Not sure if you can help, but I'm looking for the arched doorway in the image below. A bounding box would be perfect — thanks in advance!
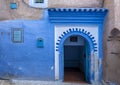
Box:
[55,28,99,83]
[63,35,90,83]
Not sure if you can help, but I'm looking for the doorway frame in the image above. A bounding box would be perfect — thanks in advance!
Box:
[63,35,91,82]
[48,8,108,84]
[59,33,93,83]
[54,27,100,83]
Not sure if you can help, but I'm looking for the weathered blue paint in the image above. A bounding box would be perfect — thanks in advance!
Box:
[56,28,95,82]
[49,8,108,83]
[0,8,108,83]
[85,40,90,82]
[0,10,55,80]
[48,8,108,23]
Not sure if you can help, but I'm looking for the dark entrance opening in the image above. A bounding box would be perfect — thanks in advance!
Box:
[63,35,88,83]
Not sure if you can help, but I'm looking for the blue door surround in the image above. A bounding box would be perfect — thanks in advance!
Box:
[55,28,96,83]
[48,8,108,83]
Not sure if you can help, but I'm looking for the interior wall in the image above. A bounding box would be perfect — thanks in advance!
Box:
[64,36,85,46]
[64,46,84,69]
[64,36,85,72]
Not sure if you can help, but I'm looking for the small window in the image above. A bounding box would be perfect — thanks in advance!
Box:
[34,0,44,3]
[10,2,17,9]
[29,0,48,8]
[70,36,78,42]
[37,38,44,48]
[12,28,24,43]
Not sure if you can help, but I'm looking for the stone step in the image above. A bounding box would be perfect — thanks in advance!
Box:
[0,80,102,85]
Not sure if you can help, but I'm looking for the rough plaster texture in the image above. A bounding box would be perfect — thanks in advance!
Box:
[114,0,120,29]
[48,0,103,8]
[0,0,103,20]
[0,0,43,20]
[103,0,120,84]
[24,0,103,8]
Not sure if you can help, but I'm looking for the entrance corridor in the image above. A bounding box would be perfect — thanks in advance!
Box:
[63,36,89,84]
[64,67,87,84]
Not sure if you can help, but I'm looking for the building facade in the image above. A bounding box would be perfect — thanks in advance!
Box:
[0,0,120,84]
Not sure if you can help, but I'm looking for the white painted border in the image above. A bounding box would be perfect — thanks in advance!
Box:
[54,25,99,81]
[55,51,59,80]
[29,0,48,8]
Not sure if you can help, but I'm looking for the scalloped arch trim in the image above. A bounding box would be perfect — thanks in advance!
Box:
[56,28,97,52]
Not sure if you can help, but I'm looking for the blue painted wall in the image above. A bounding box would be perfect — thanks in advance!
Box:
[0,8,108,82]
[0,10,55,80]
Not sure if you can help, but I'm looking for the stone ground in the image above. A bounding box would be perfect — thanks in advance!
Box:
[0,80,103,85]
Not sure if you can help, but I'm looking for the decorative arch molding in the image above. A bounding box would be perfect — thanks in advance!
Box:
[55,28,97,53]
[51,8,108,83]
[54,27,100,83]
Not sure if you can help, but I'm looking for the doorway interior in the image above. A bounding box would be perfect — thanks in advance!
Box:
[63,35,90,83]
